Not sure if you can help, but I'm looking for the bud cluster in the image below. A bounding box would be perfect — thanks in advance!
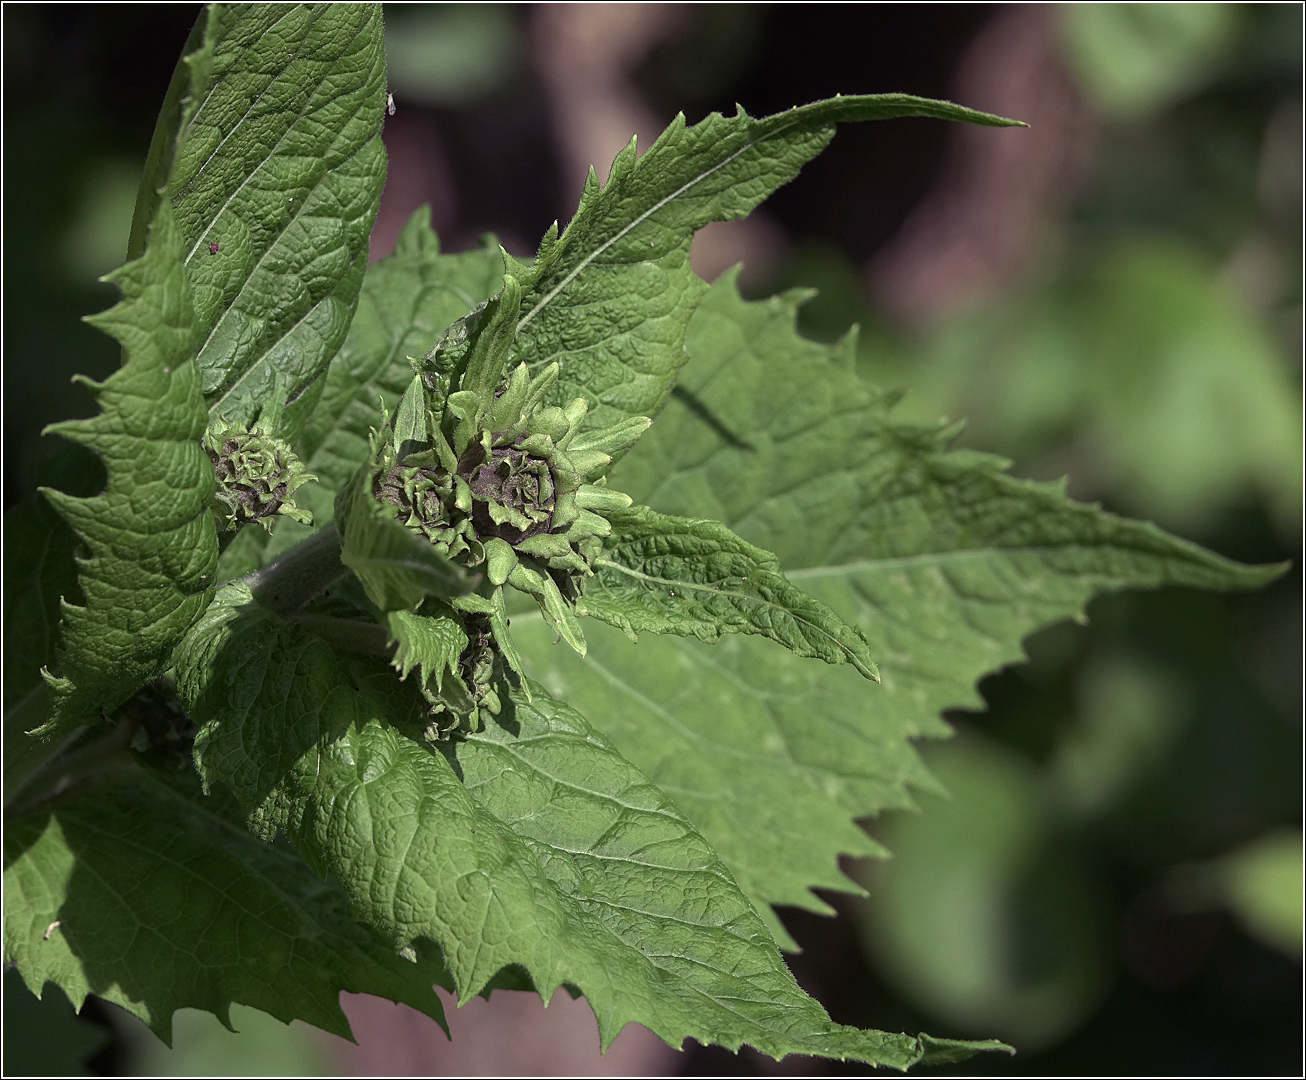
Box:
[204,413,314,532]
[374,359,647,622]
[350,273,652,733]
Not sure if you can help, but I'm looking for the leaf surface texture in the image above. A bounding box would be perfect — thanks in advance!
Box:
[517,274,1283,943]
[172,583,998,1067]
[37,204,217,739]
[587,506,878,679]
[133,4,389,435]
[3,763,449,1042]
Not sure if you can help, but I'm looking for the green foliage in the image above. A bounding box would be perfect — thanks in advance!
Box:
[3,4,1287,1070]
[587,505,879,679]
[499,93,1022,437]
[4,758,450,1042]
[128,3,388,438]
[174,585,1001,1067]
[36,201,217,742]
[515,274,1278,946]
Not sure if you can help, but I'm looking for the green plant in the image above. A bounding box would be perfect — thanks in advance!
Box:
[3,5,1285,1070]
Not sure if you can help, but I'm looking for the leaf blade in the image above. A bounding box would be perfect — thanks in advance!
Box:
[36,201,217,740]
[586,505,878,679]
[135,3,389,436]
[173,586,1004,1068]
[3,761,450,1042]
[505,95,1022,437]
[518,271,1288,937]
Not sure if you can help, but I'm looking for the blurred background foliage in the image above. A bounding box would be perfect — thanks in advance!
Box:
[4,4,1300,1076]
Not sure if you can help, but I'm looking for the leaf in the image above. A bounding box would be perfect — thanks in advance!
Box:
[386,607,466,684]
[515,272,1286,945]
[586,505,878,680]
[130,4,389,437]
[484,95,1022,437]
[336,468,477,611]
[3,493,83,713]
[172,592,1006,1067]
[36,201,218,741]
[3,760,450,1043]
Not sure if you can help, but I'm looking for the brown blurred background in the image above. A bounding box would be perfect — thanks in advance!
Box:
[4,4,1301,1076]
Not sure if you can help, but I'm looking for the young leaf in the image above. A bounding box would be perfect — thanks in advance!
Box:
[384,605,477,716]
[172,592,1007,1067]
[3,761,450,1043]
[585,505,878,680]
[386,606,467,688]
[516,272,1287,947]
[501,95,1021,437]
[336,466,477,611]
[128,4,388,437]
[36,202,217,741]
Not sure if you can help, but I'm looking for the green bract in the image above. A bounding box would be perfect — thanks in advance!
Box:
[3,4,1288,1072]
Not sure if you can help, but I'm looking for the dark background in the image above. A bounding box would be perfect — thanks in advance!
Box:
[4,4,1301,1076]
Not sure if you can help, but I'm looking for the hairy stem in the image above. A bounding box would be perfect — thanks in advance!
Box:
[245,523,346,616]
[293,613,394,660]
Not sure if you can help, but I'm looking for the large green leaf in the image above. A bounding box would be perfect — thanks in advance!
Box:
[173,585,1007,1068]
[129,4,388,437]
[3,760,449,1043]
[36,202,217,741]
[473,96,1021,436]
[585,505,878,679]
[515,273,1285,946]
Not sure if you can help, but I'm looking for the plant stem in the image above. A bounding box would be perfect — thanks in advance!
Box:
[245,523,346,616]
[292,613,393,659]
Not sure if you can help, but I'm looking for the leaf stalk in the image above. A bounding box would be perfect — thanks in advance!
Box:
[245,524,346,617]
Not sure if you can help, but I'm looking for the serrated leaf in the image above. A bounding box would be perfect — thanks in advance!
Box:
[335,469,476,611]
[129,3,388,437]
[516,272,1286,945]
[172,591,1005,1067]
[3,760,449,1043]
[36,201,217,741]
[385,606,467,692]
[465,96,1021,438]
[3,492,84,713]
[3,485,91,798]
[586,505,878,680]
